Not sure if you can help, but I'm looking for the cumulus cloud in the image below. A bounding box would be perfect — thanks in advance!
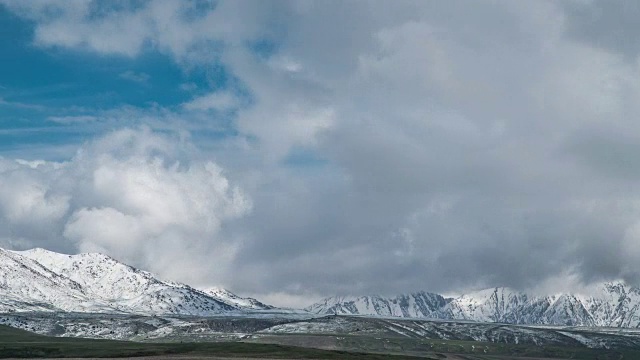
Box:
[0,128,251,285]
[6,0,640,306]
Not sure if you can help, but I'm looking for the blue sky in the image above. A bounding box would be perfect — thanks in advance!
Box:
[2,0,640,307]
[0,3,242,160]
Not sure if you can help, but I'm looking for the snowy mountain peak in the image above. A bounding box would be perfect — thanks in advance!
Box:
[13,248,168,302]
[199,287,274,310]
[15,247,118,265]
[0,247,272,316]
[603,281,629,296]
[307,283,640,328]
[305,291,449,318]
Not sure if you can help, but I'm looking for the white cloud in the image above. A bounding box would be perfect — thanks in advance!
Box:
[0,165,69,225]
[118,70,150,84]
[238,102,335,160]
[47,115,98,124]
[268,56,303,73]
[0,128,251,285]
[182,92,240,112]
[180,82,198,92]
[8,0,640,302]
[0,0,267,60]
[0,96,47,111]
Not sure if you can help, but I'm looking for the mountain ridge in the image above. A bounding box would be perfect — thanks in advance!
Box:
[0,247,273,316]
[4,247,640,328]
[306,283,640,327]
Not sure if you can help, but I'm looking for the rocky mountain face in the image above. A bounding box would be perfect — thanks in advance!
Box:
[305,291,449,319]
[0,247,272,315]
[307,284,640,328]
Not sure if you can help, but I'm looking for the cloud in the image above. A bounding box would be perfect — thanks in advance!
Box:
[180,82,198,92]
[0,0,267,60]
[1,0,141,56]
[563,0,640,60]
[6,0,640,304]
[47,115,98,124]
[182,91,240,112]
[221,0,640,297]
[0,96,47,111]
[118,70,150,85]
[0,128,251,285]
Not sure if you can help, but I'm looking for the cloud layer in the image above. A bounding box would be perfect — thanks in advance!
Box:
[3,1,640,306]
[0,128,250,285]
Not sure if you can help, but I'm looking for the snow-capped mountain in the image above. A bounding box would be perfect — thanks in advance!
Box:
[200,287,274,310]
[6,246,640,328]
[0,249,114,313]
[0,247,272,316]
[305,291,449,319]
[442,288,597,326]
[307,284,640,328]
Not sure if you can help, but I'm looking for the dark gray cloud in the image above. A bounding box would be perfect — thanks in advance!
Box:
[565,127,640,180]
[563,0,640,60]
[4,1,640,306]
[225,1,640,301]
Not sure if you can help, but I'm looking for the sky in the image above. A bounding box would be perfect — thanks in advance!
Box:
[0,0,640,307]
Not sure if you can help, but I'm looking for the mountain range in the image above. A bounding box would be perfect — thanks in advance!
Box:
[306,284,640,327]
[3,247,640,328]
[0,247,272,315]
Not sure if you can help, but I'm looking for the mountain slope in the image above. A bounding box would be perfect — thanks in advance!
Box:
[581,283,640,327]
[1,247,270,315]
[200,287,274,310]
[307,284,640,328]
[14,248,235,315]
[306,291,450,318]
[0,249,114,313]
[442,288,597,326]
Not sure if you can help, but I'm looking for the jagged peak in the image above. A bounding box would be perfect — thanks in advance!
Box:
[603,281,629,292]
[456,286,521,299]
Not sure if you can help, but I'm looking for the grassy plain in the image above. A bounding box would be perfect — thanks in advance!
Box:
[0,324,421,359]
[3,324,640,359]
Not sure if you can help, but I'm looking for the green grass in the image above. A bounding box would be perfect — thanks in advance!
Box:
[336,335,640,360]
[3,324,640,360]
[0,325,422,359]
[249,332,640,360]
